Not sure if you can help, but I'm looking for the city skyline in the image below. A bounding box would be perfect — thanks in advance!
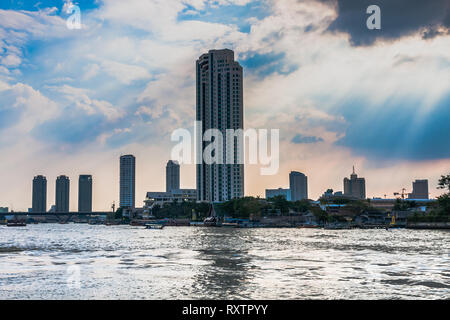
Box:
[12,157,438,213]
[0,1,449,211]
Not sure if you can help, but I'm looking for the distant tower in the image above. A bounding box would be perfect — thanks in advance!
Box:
[56,175,70,212]
[166,160,180,192]
[343,167,366,199]
[78,175,93,212]
[408,180,429,199]
[32,175,47,213]
[120,155,136,208]
[289,171,308,201]
[196,49,244,202]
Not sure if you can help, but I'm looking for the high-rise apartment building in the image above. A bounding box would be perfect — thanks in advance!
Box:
[56,175,70,212]
[32,175,47,213]
[120,155,136,208]
[289,171,308,201]
[196,49,244,202]
[166,160,180,193]
[78,175,93,212]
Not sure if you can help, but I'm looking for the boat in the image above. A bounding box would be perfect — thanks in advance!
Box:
[203,204,220,227]
[7,222,27,227]
[190,221,205,226]
[324,223,351,230]
[204,216,218,227]
[387,214,402,229]
[298,223,320,229]
[221,222,240,228]
[145,223,164,230]
[130,220,146,226]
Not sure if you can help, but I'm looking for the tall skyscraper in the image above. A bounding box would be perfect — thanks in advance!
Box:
[289,171,308,201]
[196,49,244,202]
[166,160,180,193]
[120,154,136,208]
[408,179,429,199]
[343,167,366,199]
[56,175,70,212]
[78,175,93,212]
[32,175,47,213]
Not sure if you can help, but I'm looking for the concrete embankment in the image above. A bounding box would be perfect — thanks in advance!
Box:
[407,222,450,229]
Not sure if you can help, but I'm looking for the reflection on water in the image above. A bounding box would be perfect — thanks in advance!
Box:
[0,224,448,299]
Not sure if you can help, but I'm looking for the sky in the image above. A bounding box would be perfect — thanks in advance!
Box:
[0,0,449,211]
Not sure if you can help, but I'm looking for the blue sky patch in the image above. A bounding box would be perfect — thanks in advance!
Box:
[292,134,324,144]
[178,1,271,33]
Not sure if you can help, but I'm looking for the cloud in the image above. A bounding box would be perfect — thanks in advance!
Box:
[292,134,324,144]
[50,85,124,121]
[0,82,59,135]
[322,0,450,46]
[99,60,151,85]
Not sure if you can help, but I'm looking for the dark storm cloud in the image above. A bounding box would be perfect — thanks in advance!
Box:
[318,0,450,46]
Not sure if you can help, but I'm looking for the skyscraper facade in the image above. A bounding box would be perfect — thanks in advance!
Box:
[56,175,70,212]
[166,160,180,193]
[343,167,366,199]
[408,179,429,199]
[289,171,308,201]
[120,155,136,208]
[32,175,47,213]
[78,175,93,212]
[196,49,244,202]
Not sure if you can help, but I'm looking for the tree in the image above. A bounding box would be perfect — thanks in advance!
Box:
[436,194,450,216]
[268,195,289,214]
[438,174,450,192]
[114,207,123,220]
[310,206,327,223]
[290,199,311,213]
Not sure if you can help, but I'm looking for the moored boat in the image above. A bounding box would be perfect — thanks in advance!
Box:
[298,223,320,229]
[145,223,164,230]
[7,222,27,227]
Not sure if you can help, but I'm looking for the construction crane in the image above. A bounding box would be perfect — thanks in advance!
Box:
[393,188,407,199]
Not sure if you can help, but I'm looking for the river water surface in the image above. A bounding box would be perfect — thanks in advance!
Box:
[0,224,448,299]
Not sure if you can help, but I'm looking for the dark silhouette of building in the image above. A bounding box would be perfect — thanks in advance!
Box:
[166,160,180,193]
[289,171,308,201]
[56,175,70,212]
[408,179,429,199]
[32,175,47,213]
[343,167,366,199]
[120,155,136,208]
[78,175,93,212]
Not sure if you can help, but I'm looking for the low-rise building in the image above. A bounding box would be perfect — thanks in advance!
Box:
[144,189,197,209]
[265,188,291,201]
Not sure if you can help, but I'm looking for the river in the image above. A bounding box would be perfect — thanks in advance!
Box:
[0,224,448,299]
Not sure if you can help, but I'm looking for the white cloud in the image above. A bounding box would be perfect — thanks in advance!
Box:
[51,84,124,121]
[100,60,151,85]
